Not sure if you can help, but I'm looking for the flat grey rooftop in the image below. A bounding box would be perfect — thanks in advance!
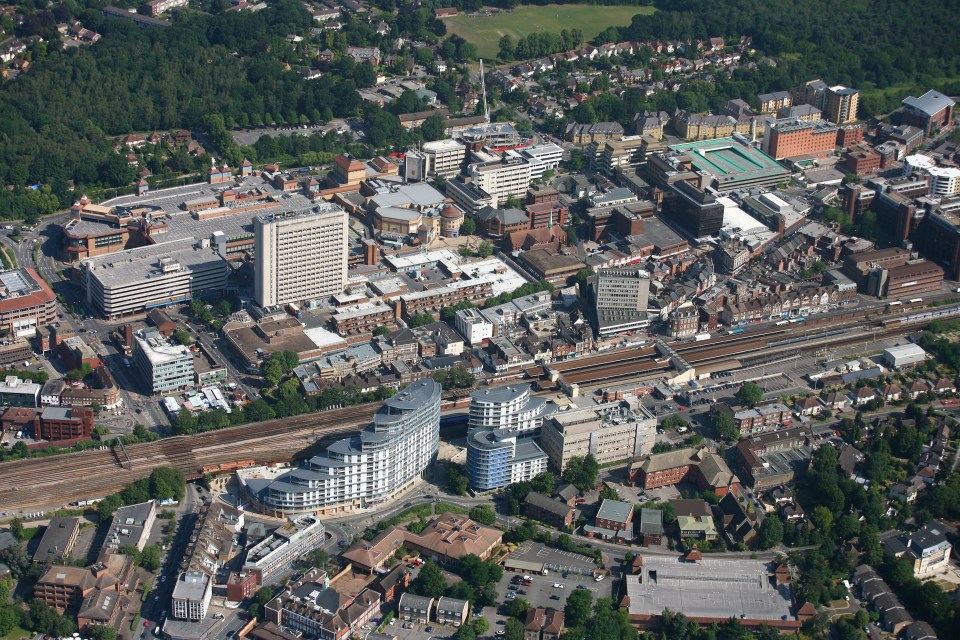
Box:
[82,238,228,287]
[625,556,794,622]
[172,571,210,601]
[508,540,597,572]
[633,216,687,249]
[470,385,530,405]
[92,176,319,245]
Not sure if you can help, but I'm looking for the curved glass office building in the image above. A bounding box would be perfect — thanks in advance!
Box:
[250,378,441,516]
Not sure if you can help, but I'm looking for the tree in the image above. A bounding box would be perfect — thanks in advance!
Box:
[409,561,446,598]
[420,115,445,142]
[459,217,476,236]
[456,554,502,588]
[504,619,525,640]
[149,466,185,501]
[711,411,739,441]
[447,464,469,496]
[97,494,123,521]
[409,313,435,328]
[9,441,28,459]
[139,545,162,572]
[454,625,476,640]
[599,485,619,501]
[244,399,276,422]
[757,515,784,549]
[89,627,117,640]
[811,506,834,533]
[173,329,194,346]
[0,598,19,638]
[215,299,233,318]
[497,34,515,62]
[502,598,529,620]
[25,600,75,637]
[469,505,497,526]
[477,241,493,258]
[736,382,764,406]
[573,268,594,290]
[563,455,599,490]
[373,325,391,336]
[565,589,593,627]
[0,542,29,579]
[9,517,23,541]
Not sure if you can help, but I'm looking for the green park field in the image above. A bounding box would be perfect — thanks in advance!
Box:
[444,4,655,59]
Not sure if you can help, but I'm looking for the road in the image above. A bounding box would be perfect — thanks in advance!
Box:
[1,216,177,431]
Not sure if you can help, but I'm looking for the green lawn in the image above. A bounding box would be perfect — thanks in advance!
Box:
[445,4,655,59]
[0,624,32,640]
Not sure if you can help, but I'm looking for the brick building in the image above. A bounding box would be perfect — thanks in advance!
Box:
[900,91,955,137]
[712,402,792,438]
[226,571,258,602]
[629,447,739,496]
[839,145,882,176]
[522,492,576,528]
[35,406,95,443]
[35,555,136,612]
[762,119,838,160]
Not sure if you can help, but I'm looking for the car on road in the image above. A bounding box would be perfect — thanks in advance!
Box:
[595,574,606,582]
[576,585,589,590]
[549,595,560,600]
[552,583,564,589]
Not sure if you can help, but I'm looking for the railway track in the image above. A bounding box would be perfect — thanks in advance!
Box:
[0,404,377,512]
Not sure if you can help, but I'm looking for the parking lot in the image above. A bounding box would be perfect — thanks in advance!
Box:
[483,542,612,630]
[386,619,455,640]
[509,541,599,576]
[493,569,612,620]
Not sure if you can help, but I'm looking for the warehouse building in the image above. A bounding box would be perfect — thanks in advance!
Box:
[883,344,927,369]
[623,555,801,632]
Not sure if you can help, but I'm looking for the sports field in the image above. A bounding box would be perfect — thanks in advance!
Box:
[444,4,655,59]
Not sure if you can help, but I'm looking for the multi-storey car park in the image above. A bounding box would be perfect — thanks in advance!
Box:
[80,239,230,319]
[667,137,790,193]
[0,268,57,337]
[69,175,361,318]
[243,378,441,517]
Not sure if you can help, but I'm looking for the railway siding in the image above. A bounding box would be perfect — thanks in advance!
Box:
[0,404,377,512]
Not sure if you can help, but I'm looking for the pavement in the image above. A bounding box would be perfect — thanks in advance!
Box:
[230,120,353,146]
